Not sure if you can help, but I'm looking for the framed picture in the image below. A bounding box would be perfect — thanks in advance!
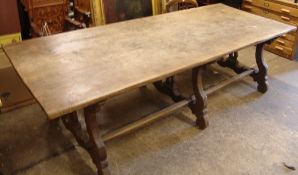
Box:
[90,0,164,25]
[102,0,154,23]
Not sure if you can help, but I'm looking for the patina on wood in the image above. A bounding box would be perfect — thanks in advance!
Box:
[4,4,295,119]
[3,3,297,175]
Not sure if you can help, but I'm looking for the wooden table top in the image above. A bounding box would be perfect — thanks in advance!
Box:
[4,4,295,119]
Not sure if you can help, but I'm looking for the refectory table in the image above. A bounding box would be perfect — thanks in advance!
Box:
[3,4,295,174]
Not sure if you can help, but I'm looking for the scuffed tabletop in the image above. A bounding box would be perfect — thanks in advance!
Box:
[4,4,295,119]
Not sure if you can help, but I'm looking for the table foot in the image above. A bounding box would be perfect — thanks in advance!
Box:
[190,67,209,129]
[62,104,110,175]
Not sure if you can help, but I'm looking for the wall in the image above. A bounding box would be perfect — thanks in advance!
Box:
[0,0,21,35]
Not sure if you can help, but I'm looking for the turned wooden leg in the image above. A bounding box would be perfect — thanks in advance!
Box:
[255,42,268,93]
[62,104,110,175]
[62,112,91,149]
[190,67,209,129]
[84,105,110,175]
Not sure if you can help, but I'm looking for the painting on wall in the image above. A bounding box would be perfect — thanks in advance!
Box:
[103,0,153,23]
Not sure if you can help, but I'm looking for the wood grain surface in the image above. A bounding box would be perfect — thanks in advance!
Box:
[4,4,295,119]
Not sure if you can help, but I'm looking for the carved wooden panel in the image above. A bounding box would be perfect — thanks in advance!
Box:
[33,0,65,6]
[30,4,68,33]
[22,0,68,34]
[22,0,66,8]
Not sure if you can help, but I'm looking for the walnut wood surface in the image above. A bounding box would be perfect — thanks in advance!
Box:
[4,4,295,119]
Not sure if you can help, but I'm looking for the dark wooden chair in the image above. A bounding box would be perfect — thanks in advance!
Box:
[64,0,92,31]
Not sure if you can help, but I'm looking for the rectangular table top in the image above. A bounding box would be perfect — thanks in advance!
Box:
[4,4,295,119]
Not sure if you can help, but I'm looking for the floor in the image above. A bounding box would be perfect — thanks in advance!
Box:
[1,47,298,175]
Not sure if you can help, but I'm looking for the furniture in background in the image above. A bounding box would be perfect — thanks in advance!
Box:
[242,0,298,60]
[74,0,92,27]
[20,0,69,36]
[197,0,243,8]
[64,0,92,30]
[4,4,295,174]
[166,0,198,12]
[0,0,22,44]
[102,0,153,23]
[197,0,218,5]
[62,0,175,25]
[0,0,35,113]
[20,0,92,36]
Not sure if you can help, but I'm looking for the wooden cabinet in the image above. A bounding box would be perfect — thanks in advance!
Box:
[21,0,69,35]
[242,0,298,60]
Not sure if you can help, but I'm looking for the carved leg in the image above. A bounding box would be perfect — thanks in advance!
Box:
[62,112,91,149]
[217,44,271,93]
[255,42,268,93]
[153,76,185,102]
[62,104,110,175]
[190,67,209,129]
